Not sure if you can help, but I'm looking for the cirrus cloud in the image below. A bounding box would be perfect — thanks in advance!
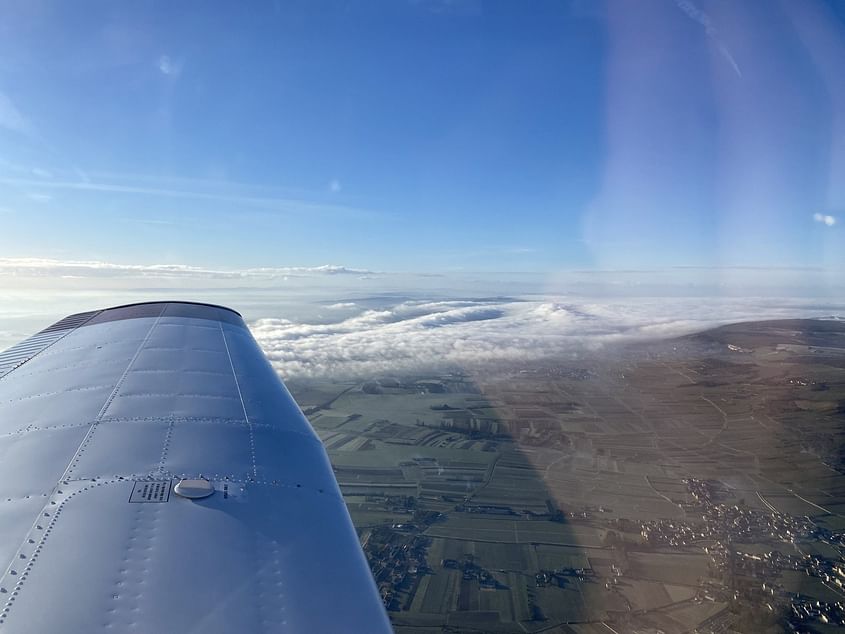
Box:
[0,92,34,136]
[0,257,375,279]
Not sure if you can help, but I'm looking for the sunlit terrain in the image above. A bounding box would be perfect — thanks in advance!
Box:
[288,318,845,633]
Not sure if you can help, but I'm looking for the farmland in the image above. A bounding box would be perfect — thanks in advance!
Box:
[288,319,845,633]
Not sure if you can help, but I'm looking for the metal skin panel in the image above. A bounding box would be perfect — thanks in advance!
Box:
[0,302,392,633]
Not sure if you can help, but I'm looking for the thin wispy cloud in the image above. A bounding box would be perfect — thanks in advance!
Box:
[0,92,34,136]
[675,0,742,78]
[0,258,376,279]
[814,212,837,227]
[0,176,381,220]
[119,218,177,226]
[329,179,342,193]
[157,55,183,77]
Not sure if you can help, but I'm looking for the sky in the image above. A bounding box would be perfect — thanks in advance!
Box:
[0,0,842,272]
[1,0,844,371]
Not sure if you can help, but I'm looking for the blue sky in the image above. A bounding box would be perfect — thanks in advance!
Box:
[0,0,843,273]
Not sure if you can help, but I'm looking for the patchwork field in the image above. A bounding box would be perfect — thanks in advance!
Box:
[289,319,845,633]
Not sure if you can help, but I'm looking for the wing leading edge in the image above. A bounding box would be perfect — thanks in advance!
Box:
[0,301,391,633]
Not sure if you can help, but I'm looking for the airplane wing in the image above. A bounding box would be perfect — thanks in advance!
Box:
[0,301,392,633]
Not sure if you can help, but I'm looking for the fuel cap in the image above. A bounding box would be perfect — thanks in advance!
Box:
[174,478,214,499]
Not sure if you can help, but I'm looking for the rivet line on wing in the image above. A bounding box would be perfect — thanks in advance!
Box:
[218,322,258,480]
[60,308,166,482]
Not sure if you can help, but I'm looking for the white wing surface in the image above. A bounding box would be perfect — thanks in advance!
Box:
[0,301,391,633]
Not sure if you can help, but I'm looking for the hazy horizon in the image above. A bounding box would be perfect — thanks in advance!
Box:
[2,257,843,378]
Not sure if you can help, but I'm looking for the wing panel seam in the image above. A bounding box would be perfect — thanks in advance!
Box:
[218,321,258,480]
[60,306,166,482]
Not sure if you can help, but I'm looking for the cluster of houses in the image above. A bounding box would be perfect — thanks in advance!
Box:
[639,478,845,629]
[363,528,431,611]
[442,557,498,588]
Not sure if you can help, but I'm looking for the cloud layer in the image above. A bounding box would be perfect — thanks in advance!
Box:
[0,258,373,279]
[252,296,845,378]
[2,259,843,376]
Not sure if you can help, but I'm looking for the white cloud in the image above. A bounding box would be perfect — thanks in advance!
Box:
[26,193,52,203]
[814,212,837,227]
[245,264,373,276]
[251,296,845,378]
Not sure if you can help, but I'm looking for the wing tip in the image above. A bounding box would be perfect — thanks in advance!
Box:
[100,300,242,318]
